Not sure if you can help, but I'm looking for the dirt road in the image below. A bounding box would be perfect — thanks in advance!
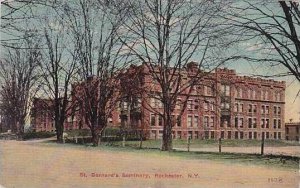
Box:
[0,140,298,188]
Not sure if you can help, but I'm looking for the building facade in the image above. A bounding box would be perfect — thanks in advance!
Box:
[30,98,55,132]
[119,64,286,140]
[285,122,300,141]
[30,63,286,140]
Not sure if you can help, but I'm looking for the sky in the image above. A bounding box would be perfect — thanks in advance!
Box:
[0,0,300,123]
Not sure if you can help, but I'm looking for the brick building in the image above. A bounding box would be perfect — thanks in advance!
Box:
[31,63,286,140]
[119,64,286,140]
[285,121,300,141]
[30,98,55,132]
[30,97,76,132]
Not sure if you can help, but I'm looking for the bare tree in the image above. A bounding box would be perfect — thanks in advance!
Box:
[226,1,300,82]
[1,0,59,48]
[63,0,130,146]
[120,0,232,151]
[0,39,41,136]
[36,7,79,143]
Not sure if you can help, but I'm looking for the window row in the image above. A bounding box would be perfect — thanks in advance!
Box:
[234,87,283,102]
[150,130,282,140]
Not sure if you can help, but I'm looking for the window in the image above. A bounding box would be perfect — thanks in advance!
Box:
[205,85,213,96]
[204,86,208,95]
[207,85,213,96]
[205,131,209,139]
[187,100,193,110]
[225,102,230,109]
[239,104,243,112]
[221,131,225,139]
[274,132,277,139]
[158,116,163,126]
[266,119,269,128]
[221,84,230,96]
[171,115,176,126]
[266,132,269,139]
[228,131,231,139]
[239,118,244,128]
[222,102,230,110]
[247,89,251,99]
[253,105,257,113]
[234,103,238,112]
[204,116,209,127]
[210,117,214,127]
[254,132,257,139]
[194,100,199,110]
[150,98,161,108]
[278,107,281,115]
[235,87,242,98]
[261,119,265,128]
[273,119,277,129]
[261,105,265,114]
[194,115,199,127]
[240,132,244,139]
[248,118,252,128]
[235,117,238,128]
[235,131,238,139]
[187,115,192,127]
[204,101,209,111]
[210,101,215,111]
[278,132,281,139]
[248,104,252,113]
[265,91,269,100]
[278,119,281,129]
[274,106,277,115]
[252,90,256,99]
[266,106,269,114]
[210,131,214,139]
[150,114,156,126]
[253,118,257,128]
[249,132,252,139]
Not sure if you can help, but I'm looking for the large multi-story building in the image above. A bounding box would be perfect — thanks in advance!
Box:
[119,63,286,140]
[30,63,286,140]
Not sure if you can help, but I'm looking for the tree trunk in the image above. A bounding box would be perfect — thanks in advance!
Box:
[161,117,173,151]
[92,132,100,147]
[56,128,63,143]
[56,120,64,143]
